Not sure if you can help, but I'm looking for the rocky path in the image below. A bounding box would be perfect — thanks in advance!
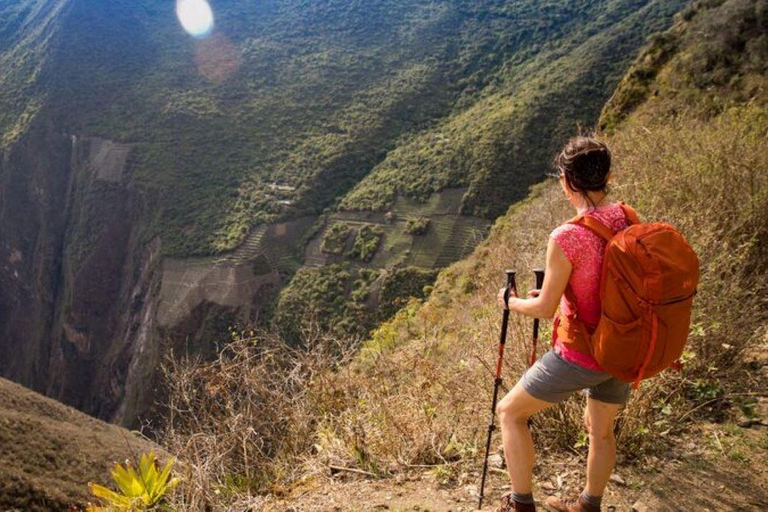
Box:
[264,420,768,512]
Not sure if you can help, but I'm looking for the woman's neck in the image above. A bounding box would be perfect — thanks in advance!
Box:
[573,192,611,213]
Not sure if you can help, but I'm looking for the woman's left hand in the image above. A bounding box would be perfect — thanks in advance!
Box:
[497,287,517,309]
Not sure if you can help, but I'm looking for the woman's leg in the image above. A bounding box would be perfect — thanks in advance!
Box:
[583,397,621,497]
[496,379,554,494]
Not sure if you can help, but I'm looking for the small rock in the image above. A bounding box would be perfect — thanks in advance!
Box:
[464,484,478,497]
[489,454,505,469]
[540,481,556,492]
[609,474,626,486]
[737,419,765,428]
[632,500,649,512]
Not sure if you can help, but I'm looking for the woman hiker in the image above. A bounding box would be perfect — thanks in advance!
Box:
[494,136,633,512]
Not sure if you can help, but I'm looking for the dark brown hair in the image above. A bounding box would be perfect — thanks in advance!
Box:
[554,136,612,207]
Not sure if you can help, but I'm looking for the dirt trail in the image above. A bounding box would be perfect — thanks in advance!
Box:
[265,421,768,512]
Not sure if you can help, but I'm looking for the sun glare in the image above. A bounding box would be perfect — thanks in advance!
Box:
[176,0,214,38]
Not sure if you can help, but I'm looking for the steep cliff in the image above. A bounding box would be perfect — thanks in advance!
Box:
[0,123,163,424]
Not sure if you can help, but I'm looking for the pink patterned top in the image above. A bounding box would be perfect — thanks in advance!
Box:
[549,202,632,371]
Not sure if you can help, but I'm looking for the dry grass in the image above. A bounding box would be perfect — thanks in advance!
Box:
[161,327,360,510]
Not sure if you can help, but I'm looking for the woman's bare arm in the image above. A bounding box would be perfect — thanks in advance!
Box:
[497,237,571,318]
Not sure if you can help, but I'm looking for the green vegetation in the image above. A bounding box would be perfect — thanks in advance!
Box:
[320,222,353,255]
[340,0,687,218]
[88,452,179,511]
[347,225,383,262]
[405,217,430,235]
[273,263,436,342]
[0,0,686,257]
[377,266,438,321]
[273,263,366,341]
[601,0,768,130]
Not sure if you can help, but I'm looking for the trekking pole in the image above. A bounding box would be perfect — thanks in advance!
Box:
[478,269,517,510]
[529,268,545,366]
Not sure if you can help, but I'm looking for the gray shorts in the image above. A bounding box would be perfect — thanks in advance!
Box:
[521,350,630,405]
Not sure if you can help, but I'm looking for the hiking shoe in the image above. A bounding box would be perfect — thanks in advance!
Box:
[495,492,537,512]
[544,495,600,512]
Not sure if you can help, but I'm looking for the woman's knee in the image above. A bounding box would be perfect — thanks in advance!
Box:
[496,399,529,424]
[588,428,615,446]
[496,388,541,424]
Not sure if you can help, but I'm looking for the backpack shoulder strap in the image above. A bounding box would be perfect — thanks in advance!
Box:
[568,214,614,241]
[568,202,641,240]
[618,202,641,225]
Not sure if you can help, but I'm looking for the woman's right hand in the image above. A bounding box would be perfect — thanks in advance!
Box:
[527,290,541,299]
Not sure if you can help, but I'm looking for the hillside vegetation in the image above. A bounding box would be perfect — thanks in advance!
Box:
[340,0,686,218]
[160,1,768,508]
[0,0,684,257]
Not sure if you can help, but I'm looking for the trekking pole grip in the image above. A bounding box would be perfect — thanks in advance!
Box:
[504,269,517,307]
[530,268,545,367]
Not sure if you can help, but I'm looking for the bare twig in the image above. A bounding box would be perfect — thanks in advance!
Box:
[329,465,377,477]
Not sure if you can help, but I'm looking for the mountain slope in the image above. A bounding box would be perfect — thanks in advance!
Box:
[1,0,686,257]
[340,0,686,218]
[294,0,768,481]
[0,378,163,511]
[152,1,768,508]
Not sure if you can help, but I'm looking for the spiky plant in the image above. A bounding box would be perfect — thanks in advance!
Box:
[87,452,179,511]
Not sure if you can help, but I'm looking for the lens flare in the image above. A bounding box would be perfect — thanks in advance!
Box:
[176,0,214,38]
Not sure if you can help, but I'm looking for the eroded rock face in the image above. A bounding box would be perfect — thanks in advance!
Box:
[0,121,71,403]
[0,124,162,427]
[0,125,292,427]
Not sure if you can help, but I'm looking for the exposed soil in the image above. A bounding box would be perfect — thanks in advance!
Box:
[0,378,163,511]
[264,414,768,512]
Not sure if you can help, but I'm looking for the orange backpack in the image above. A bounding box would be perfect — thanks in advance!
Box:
[553,203,700,388]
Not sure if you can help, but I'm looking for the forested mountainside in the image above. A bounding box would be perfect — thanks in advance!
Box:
[1,0,684,256]
[0,0,683,427]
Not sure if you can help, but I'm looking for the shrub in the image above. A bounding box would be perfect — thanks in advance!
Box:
[405,217,430,235]
[347,225,384,262]
[161,330,357,510]
[320,223,353,255]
